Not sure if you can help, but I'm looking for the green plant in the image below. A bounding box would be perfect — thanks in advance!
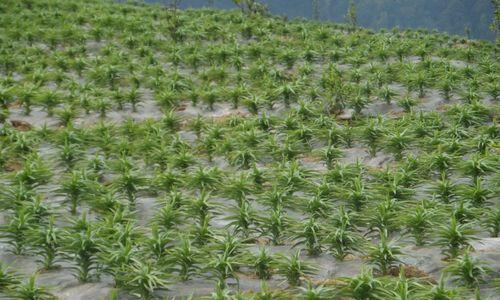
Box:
[340,267,389,300]
[161,110,182,133]
[0,182,37,210]
[439,78,455,101]
[58,142,82,169]
[0,263,19,292]
[223,173,253,205]
[416,274,459,300]
[460,154,495,181]
[344,176,369,212]
[24,196,50,224]
[13,274,55,300]
[226,200,256,236]
[189,167,221,192]
[208,250,240,288]
[251,247,275,280]
[254,281,288,299]
[244,94,263,115]
[94,98,111,118]
[9,132,35,154]
[169,235,200,281]
[409,71,429,98]
[277,251,315,286]
[471,134,493,155]
[293,217,323,256]
[190,190,216,224]
[368,229,403,275]
[379,85,397,104]
[191,215,215,246]
[361,118,385,157]
[153,202,183,232]
[431,175,457,204]
[387,268,424,300]
[0,85,13,109]
[113,169,146,203]
[350,93,370,116]
[202,89,219,111]
[155,88,179,109]
[18,83,37,115]
[325,222,362,261]
[31,217,61,270]
[59,170,88,214]
[152,169,183,193]
[111,89,126,110]
[318,145,343,169]
[1,107,12,124]
[436,215,475,258]
[125,88,141,112]
[397,95,417,112]
[146,226,172,260]
[445,248,489,289]
[403,204,434,246]
[99,241,138,287]
[1,208,33,255]
[37,90,60,116]
[230,148,257,169]
[14,153,51,188]
[297,281,334,299]
[305,194,330,219]
[459,178,493,207]
[123,261,168,300]
[460,87,480,104]
[55,106,77,127]
[63,224,99,282]
[482,207,500,237]
[428,150,456,176]
[385,128,411,160]
[452,200,477,224]
[228,84,248,108]
[264,205,289,245]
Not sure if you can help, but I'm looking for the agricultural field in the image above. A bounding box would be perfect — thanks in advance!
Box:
[0,0,499,299]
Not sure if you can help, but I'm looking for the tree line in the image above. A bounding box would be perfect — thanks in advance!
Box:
[149,0,497,40]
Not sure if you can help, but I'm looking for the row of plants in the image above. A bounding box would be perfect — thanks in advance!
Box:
[1,102,497,298]
[0,260,494,299]
[0,0,498,299]
[0,0,498,124]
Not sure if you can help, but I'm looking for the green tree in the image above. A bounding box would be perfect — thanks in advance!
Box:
[490,0,499,37]
[312,0,320,20]
[346,0,357,29]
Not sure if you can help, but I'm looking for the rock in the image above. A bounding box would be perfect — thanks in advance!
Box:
[338,109,354,120]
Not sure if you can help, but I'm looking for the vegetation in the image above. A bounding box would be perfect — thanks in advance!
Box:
[0,0,497,299]
[174,0,497,40]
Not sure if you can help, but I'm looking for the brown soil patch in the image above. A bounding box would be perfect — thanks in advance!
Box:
[343,254,356,261]
[255,237,270,245]
[436,104,449,112]
[175,104,187,112]
[388,265,436,283]
[300,155,321,163]
[4,160,22,172]
[389,110,406,118]
[213,111,249,124]
[312,278,347,287]
[10,119,32,131]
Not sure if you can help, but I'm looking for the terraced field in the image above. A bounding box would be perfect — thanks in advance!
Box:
[0,0,498,299]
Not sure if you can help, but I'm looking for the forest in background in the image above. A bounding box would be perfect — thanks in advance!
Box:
[144,0,496,40]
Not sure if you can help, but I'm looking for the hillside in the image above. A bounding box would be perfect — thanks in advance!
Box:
[0,0,499,299]
[152,0,497,40]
